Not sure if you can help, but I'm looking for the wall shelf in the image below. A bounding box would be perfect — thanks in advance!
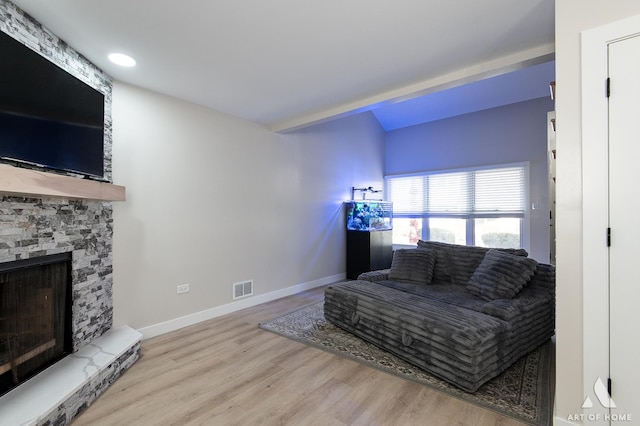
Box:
[0,165,125,202]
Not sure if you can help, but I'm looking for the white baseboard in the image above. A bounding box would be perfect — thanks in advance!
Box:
[137,273,345,339]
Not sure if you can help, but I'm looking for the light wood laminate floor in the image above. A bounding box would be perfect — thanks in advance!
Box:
[71,285,530,426]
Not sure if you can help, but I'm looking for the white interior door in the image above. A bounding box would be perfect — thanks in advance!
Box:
[608,33,640,418]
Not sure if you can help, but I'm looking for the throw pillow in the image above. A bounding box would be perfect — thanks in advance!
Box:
[467,249,538,301]
[416,241,453,284]
[388,249,436,285]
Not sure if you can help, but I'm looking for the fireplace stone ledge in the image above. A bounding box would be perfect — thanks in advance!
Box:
[0,325,142,426]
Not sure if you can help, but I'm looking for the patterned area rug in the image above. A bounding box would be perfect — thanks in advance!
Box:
[259,302,551,426]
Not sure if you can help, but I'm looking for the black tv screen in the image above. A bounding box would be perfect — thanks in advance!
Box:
[0,30,105,179]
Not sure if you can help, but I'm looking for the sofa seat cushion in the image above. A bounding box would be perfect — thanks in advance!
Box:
[467,249,538,301]
[376,280,487,312]
[360,272,554,323]
[388,249,436,285]
[326,281,506,350]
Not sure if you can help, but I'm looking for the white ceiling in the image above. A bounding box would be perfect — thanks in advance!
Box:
[10,0,555,132]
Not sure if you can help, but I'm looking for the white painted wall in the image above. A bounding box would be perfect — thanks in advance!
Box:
[110,82,385,331]
[555,1,640,423]
[385,97,554,262]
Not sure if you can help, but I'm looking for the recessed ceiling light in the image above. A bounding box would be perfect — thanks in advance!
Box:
[108,53,136,67]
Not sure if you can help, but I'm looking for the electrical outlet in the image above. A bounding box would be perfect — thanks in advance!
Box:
[177,284,190,294]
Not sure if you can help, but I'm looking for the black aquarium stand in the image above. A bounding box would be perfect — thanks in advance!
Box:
[346,230,393,279]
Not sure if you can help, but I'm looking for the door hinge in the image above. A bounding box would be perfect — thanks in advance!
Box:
[607,228,612,246]
[606,78,611,97]
[608,377,612,396]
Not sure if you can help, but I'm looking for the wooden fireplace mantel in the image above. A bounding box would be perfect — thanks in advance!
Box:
[0,164,125,202]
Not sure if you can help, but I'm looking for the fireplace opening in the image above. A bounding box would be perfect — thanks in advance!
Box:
[0,253,72,397]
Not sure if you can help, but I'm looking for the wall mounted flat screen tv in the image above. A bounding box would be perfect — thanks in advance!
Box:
[0,30,105,179]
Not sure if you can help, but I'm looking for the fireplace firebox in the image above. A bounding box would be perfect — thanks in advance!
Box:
[0,253,72,396]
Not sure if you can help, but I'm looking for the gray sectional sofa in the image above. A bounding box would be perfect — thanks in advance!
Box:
[324,240,555,392]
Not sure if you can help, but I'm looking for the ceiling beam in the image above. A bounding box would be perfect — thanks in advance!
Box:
[269,42,555,133]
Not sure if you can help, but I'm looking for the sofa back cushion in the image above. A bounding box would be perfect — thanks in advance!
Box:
[388,249,437,285]
[416,240,528,286]
[466,249,538,300]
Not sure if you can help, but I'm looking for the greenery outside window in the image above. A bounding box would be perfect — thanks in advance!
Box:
[386,163,529,249]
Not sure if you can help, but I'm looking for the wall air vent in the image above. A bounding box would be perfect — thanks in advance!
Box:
[233,280,253,300]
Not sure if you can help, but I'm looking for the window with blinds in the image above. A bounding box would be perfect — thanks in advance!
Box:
[385,163,528,247]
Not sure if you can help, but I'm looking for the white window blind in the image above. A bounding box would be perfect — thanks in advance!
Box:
[473,167,526,214]
[428,172,472,214]
[386,175,428,214]
[386,164,527,217]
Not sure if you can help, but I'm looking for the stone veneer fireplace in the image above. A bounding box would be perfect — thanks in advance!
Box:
[0,1,140,424]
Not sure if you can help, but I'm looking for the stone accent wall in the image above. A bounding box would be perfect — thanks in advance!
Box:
[0,1,114,351]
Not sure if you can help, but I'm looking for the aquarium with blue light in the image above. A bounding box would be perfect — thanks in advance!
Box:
[345,201,392,231]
